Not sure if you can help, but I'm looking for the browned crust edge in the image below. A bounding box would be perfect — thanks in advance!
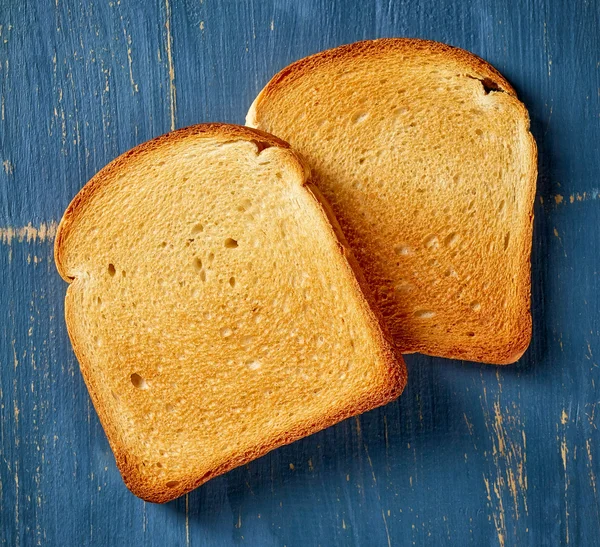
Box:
[55,124,294,281]
[247,38,517,126]
[55,123,407,503]
[247,38,537,365]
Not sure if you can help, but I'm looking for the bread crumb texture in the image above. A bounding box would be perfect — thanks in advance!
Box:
[55,124,406,503]
[248,39,537,364]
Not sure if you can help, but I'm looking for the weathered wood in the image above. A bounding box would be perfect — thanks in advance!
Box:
[1,0,598,545]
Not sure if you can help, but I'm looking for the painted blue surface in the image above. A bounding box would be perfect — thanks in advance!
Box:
[1,0,599,545]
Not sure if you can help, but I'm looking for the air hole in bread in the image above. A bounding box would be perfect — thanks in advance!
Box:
[96,296,102,305]
[121,270,126,277]
[480,77,500,94]
[351,111,369,124]
[395,282,413,293]
[470,301,482,312]
[394,245,412,256]
[444,232,460,247]
[111,390,120,402]
[207,252,215,264]
[199,270,207,282]
[498,200,506,213]
[165,403,174,412]
[108,263,116,277]
[193,257,203,271]
[466,331,476,337]
[156,462,163,468]
[160,241,167,248]
[237,199,252,212]
[246,359,261,370]
[224,238,238,248]
[191,223,204,235]
[220,327,233,338]
[504,232,511,250]
[166,480,179,488]
[240,335,254,347]
[424,235,439,250]
[475,128,483,136]
[130,373,148,389]
[414,310,435,319]
[229,277,236,288]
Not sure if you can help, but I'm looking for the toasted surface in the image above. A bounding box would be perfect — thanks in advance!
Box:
[55,123,406,503]
[247,39,537,364]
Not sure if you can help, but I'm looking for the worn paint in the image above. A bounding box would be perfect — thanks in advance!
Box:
[0,222,58,245]
[1,0,599,545]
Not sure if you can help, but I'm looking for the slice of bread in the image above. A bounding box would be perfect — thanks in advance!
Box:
[247,39,537,364]
[55,123,406,503]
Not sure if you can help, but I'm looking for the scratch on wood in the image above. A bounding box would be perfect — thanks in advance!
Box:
[164,0,177,130]
[12,339,20,546]
[122,24,138,93]
[185,493,190,546]
[463,413,474,436]
[483,476,505,547]
[363,441,391,547]
[586,439,597,495]
[383,415,389,451]
[560,410,570,544]
[481,383,528,546]
[547,190,599,206]
[0,222,58,245]
[543,21,552,77]
[14,466,19,547]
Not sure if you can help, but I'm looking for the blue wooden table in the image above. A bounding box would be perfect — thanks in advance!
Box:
[1,1,598,545]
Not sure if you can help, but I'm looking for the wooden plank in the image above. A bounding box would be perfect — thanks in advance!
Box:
[1,0,599,545]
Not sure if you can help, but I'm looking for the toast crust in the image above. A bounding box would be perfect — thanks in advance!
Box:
[247,38,517,125]
[247,39,537,365]
[55,123,406,503]
[55,124,297,282]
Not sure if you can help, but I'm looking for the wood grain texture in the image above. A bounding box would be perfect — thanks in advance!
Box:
[1,0,598,545]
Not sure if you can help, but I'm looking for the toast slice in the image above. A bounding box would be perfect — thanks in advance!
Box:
[55,124,406,503]
[247,39,537,364]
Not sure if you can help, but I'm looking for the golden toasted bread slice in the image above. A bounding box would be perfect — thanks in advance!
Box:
[55,124,406,502]
[248,39,537,364]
